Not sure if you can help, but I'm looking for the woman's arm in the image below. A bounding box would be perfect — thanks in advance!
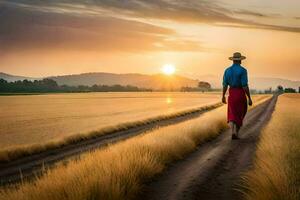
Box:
[243,86,253,106]
[222,70,228,104]
[222,85,228,104]
[241,69,252,106]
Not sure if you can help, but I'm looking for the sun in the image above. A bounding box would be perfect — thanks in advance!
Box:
[162,64,176,75]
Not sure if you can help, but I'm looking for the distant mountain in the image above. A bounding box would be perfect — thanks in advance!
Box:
[0,72,38,82]
[198,74,300,90]
[49,73,199,90]
[251,77,300,91]
[1,72,199,90]
[1,72,299,91]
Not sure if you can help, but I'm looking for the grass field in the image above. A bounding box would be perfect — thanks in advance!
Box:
[0,95,271,200]
[242,94,300,200]
[0,92,223,162]
[0,92,220,149]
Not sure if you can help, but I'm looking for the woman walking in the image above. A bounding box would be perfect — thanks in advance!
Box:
[222,52,252,139]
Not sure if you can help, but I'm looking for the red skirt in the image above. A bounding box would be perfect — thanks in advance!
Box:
[228,88,247,127]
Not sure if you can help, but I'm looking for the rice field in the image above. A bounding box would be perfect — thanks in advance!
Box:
[0,92,220,149]
[0,95,271,200]
[242,94,300,200]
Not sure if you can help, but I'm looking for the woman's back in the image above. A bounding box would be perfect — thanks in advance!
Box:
[223,63,248,88]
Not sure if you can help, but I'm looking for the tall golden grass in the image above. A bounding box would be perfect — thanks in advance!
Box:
[0,92,221,149]
[0,95,270,200]
[0,102,222,162]
[242,94,300,200]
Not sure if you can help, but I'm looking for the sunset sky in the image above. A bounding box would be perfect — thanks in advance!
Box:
[0,0,299,80]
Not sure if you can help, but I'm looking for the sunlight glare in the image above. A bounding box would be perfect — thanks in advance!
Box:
[162,64,176,75]
[166,97,173,104]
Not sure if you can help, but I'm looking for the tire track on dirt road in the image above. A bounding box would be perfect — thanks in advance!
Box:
[140,96,277,200]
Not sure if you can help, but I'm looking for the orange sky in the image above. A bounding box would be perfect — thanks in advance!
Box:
[0,0,300,80]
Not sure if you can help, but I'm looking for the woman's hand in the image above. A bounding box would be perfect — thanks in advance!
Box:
[222,96,227,104]
[248,98,253,106]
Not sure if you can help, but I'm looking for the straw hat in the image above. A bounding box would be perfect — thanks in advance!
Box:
[229,52,246,61]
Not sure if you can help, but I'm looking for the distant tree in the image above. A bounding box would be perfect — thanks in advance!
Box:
[284,88,296,93]
[22,79,32,86]
[78,85,90,91]
[0,79,7,84]
[277,85,283,91]
[198,81,211,92]
[277,85,284,94]
[42,79,58,88]
[91,84,98,91]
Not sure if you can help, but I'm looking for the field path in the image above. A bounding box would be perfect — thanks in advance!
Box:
[140,96,277,200]
[0,103,220,186]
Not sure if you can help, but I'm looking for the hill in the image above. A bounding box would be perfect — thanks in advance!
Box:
[0,72,38,82]
[1,72,299,91]
[49,73,199,90]
[251,77,300,90]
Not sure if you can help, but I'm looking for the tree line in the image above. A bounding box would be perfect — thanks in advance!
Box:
[1,79,298,93]
[0,79,152,93]
[276,85,298,93]
[181,81,212,92]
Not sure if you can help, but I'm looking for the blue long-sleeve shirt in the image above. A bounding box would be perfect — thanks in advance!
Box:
[223,63,248,88]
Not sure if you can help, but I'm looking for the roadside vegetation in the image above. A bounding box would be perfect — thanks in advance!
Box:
[0,95,270,200]
[242,94,300,200]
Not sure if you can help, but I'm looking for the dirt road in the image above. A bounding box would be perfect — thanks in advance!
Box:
[0,103,220,186]
[140,96,277,200]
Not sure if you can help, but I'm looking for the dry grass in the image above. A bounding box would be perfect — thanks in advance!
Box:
[0,101,222,162]
[242,94,300,200]
[0,92,220,149]
[0,95,271,200]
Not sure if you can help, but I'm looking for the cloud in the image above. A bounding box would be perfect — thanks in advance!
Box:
[3,0,299,32]
[233,10,267,17]
[217,21,300,33]
[1,0,299,55]
[0,2,203,53]
[1,0,238,23]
